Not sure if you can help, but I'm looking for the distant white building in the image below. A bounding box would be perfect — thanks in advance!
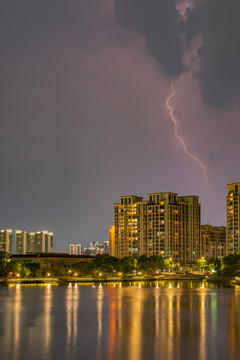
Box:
[104,241,110,254]
[69,244,82,255]
[83,242,100,256]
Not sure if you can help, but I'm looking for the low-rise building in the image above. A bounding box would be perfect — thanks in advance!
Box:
[10,253,94,270]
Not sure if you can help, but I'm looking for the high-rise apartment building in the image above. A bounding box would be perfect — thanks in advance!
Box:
[114,195,143,258]
[0,230,13,254]
[28,233,36,252]
[178,196,201,262]
[34,231,53,252]
[15,231,53,254]
[15,230,28,254]
[114,193,201,263]
[226,183,240,254]
[200,225,226,259]
[69,244,82,255]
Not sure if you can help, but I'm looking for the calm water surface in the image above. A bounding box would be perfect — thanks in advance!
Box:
[1,281,240,360]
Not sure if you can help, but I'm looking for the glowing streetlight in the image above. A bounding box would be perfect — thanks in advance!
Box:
[74,273,78,276]
[16,273,20,277]
[47,273,51,277]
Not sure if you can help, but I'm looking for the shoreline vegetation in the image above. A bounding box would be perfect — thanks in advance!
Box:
[1,274,239,287]
[1,252,240,286]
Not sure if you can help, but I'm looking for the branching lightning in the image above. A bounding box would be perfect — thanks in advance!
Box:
[166,78,209,185]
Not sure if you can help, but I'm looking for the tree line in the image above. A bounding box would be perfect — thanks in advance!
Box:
[1,252,240,278]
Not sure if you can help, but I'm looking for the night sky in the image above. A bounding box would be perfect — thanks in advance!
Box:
[1,0,240,252]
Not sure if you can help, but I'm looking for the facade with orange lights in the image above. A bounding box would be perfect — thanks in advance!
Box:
[109,225,116,257]
[114,196,143,258]
[114,193,201,263]
[200,224,226,259]
[226,183,240,255]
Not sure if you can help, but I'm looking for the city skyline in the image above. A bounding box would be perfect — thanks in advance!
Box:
[1,1,240,251]
[0,182,232,254]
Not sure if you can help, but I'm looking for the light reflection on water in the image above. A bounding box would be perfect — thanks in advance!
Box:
[13,283,21,359]
[96,285,103,360]
[1,282,240,360]
[65,281,79,358]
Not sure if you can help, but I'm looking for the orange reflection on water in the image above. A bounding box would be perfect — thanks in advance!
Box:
[65,283,79,357]
[175,293,181,360]
[107,290,118,360]
[105,285,240,360]
[44,284,52,352]
[167,293,174,360]
[13,284,22,359]
[200,292,206,360]
[154,288,160,358]
[4,283,240,360]
[129,289,142,360]
[96,285,103,360]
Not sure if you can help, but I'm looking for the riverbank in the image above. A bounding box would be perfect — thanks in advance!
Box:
[2,274,236,285]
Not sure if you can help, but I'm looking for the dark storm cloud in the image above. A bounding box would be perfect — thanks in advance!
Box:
[114,0,184,78]
[114,0,240,107]
[190,0,240,107]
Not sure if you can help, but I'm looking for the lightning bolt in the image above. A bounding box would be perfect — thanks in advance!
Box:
[166,78,209,186]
